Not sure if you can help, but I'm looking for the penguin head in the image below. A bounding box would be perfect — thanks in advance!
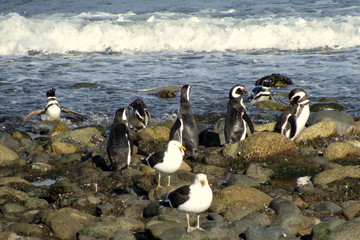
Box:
[46,88,56,98]
[113,108,128,124]
[289,88,308,104]
[181,85,191,103]
[229,85,248,99]
[262,79,272,88]
[129,98,149,120]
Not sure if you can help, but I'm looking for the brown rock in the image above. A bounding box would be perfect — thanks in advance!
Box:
[213,185,272,210]
[323,142,360,160]
[295,120,337,143]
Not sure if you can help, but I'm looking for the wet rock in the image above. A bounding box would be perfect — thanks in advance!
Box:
[295,120,337,143]
[24,197,49,209]
[309,201,342,214]
[255,101,287,111]
[222,208,254,222]
[270,198,316,235]
[254,122,276,132]
[199,128,225,147]
[0,132,20,151]
[310,102,346,112]
[225,174,260,188]
[213,184,272,210]
[28,152,51,164]
[5,222,44,238]
[0,176,31,186]
[0,144,20,164]
[313,165,360,185]
[311,218,345,240]
[1,203,27,214]
[79,217,145,238]
[49,121,69,137]
[135,126,170,142]
[155,90,176,98]
[223,132,298,161]
[245,225,293,240]
[354,121,360,136]
[327,218,360,240]
[110,230,136,240]
[52,126,105,147]
[341,200,360,219]
[51,141,78,154]
[50,178,84,195]
[41,210,84,240]
[58,207,97,223]
[227,212,271,236]
[192,164,226,176]
[245,163,273,184]
[0,187,29,201]
[255,73,293,86]
[309,110,355,135]
[323,141,360,160]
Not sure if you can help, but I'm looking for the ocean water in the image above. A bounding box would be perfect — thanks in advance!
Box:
[1,0,360,132]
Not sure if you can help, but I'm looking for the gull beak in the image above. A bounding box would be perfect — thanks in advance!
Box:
[200,180,206,187]
[179,146,186,151]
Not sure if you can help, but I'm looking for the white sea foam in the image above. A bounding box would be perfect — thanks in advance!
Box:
[1,12,360,55]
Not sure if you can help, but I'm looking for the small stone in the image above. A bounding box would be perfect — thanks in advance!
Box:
[310,201,342,214]
[295,120,337,143]
[24,197,49,209]
[0,187,29,201]
[226,174,260,188]
[323,142,360,160]
[1,203,27,214]
[51,141,78,154]
[311,218,345,240]
[327,218,360,240]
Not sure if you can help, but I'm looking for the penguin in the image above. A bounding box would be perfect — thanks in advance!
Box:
[106,108,133,170]
[169,85,199,158]
[142,140,186,187]
[160,173,213,233]
[248,79,275,103]
[274,88,310,140]
[24,88,83,121]
[127,98,151,130]
[224,85,254,144]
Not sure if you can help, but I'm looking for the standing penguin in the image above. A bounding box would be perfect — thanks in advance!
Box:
[274,88,310,140]
[24,88,83,121]
[127,98,151,130]
[224,85,254,144]
[106,108,133,171]
[170,85,199,158]
[248,79,275,103]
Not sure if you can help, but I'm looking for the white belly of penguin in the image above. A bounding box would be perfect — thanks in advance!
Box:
[293,105,310,139]
[44,105,61,121]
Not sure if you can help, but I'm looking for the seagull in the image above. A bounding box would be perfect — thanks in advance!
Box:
[142,140,186,187]
[160,173,213,233]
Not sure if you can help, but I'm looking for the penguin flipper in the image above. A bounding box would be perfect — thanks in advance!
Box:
[24,109,45,121]
[288,115,297,139]
[62,108,84,117]
[243,112,254,134]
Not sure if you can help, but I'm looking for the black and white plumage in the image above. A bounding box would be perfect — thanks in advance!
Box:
[142,140,186,187]
[224,85,254,144]
[106,108,133,171]
[169,85,199,158]
[248,79,275,103]
[127,98,151,129]
[24,88,83,122]
[274,88,310,140]
[160,173,213,233]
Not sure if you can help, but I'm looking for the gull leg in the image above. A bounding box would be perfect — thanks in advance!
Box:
[167,175,171,186]
[157,173,162,187]
[195,214,205,231]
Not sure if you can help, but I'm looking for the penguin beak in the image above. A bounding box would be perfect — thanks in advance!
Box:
[200,180,206,187]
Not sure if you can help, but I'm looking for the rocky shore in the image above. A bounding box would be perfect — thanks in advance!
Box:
[1,108,360,240]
